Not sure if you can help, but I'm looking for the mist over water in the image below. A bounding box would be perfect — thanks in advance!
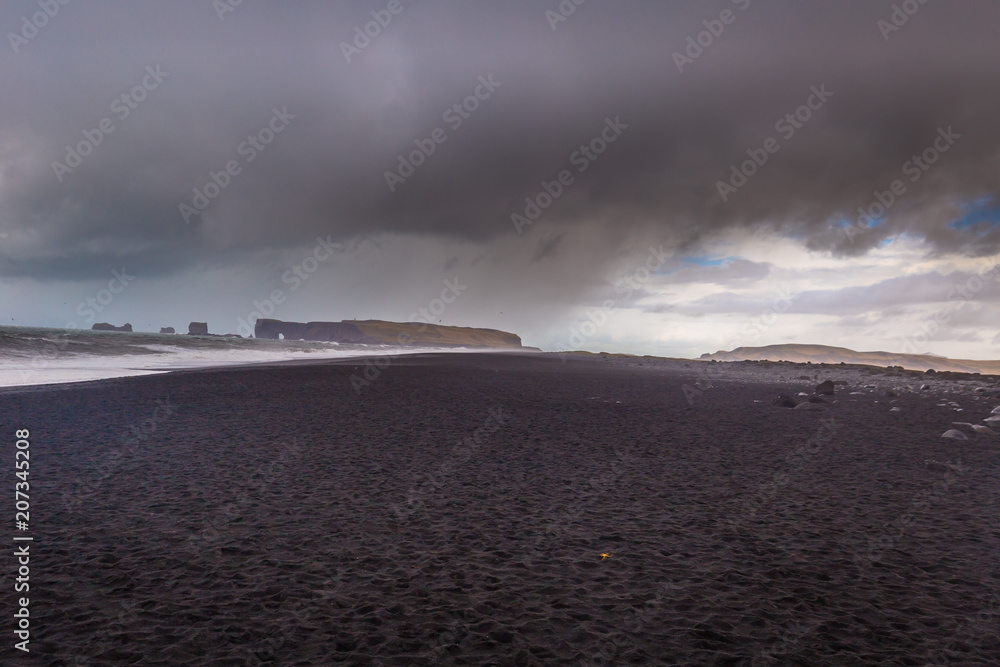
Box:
[0,326,453,388]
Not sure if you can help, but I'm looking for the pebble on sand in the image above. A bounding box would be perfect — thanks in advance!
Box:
[984,415,1000,424]
[941,429,969,440]
[773,393,798,408]
[971,425,995,435]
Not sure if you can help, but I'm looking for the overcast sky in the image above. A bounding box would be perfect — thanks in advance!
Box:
[2,0,999,358]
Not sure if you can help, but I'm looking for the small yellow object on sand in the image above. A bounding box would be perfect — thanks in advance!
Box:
[600,553,612,560]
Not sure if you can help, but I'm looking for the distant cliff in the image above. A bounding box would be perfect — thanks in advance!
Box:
[699,343,1000,374]
[255,319,522,348]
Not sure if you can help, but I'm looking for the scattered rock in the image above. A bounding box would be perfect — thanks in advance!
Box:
[971,425,995,436]
[772,393,798,408]
[890,407,902,412]
[983,415,1000,424]
[941,429,968,440]
[921,384,931,390]
[795,401,824,410]
[886,389,898,397]
[925,369,937,375]
[991,406,1000,415]
[815,380,835,395]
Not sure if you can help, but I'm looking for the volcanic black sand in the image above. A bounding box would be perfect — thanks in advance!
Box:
[2,353,999,665]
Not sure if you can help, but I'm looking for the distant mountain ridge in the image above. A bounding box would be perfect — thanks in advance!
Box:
[700,343,1000,374]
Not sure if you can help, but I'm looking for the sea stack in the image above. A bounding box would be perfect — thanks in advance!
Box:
[92,323,132,332]
[188,322,209,335]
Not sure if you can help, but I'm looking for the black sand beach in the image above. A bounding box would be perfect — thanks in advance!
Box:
[3,353,999,665]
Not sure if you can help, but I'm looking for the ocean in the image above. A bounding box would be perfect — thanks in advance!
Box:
[0,325,448,388]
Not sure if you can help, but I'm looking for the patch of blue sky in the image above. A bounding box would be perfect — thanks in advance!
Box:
[950,196,1000,231]
[682,255,739,267]
[835,214,884,228]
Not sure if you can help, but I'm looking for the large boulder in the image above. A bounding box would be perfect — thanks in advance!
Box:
[188,322,209,335]
[773,393,798,408]
[815,380,835,395]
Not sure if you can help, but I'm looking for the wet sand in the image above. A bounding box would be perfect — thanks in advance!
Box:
[3,353,999,665]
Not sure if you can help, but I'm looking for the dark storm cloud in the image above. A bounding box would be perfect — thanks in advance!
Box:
[2,0,1000,282]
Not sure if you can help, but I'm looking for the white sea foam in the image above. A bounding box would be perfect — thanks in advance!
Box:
[0,326,470,388]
